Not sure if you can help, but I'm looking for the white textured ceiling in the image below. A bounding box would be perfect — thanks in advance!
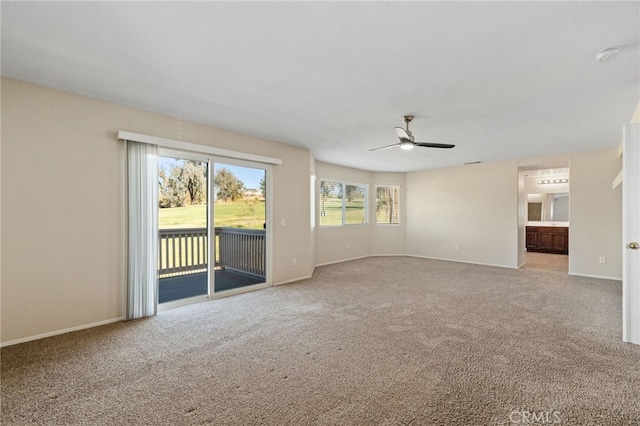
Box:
[2,2,638,172]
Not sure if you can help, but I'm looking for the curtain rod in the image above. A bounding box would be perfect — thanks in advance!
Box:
[117,131,283,165]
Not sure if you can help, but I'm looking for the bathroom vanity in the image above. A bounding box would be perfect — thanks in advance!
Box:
[526,223,569,255]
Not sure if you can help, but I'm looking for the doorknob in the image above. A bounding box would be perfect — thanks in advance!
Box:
[630,242,640,250]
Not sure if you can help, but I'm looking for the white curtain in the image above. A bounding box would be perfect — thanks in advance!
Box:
[127,141,158,320]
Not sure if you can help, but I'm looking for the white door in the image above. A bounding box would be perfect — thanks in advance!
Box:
[623,123,640,345]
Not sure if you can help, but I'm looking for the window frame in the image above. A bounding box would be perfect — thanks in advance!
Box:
[319,178,369,227]
[375,185,401,226]
[310,173,316,230]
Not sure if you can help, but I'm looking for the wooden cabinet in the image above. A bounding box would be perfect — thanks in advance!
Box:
[526,226,568,255]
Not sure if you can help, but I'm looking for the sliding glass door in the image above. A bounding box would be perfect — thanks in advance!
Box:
[157,149,270,306]
[213,162,267,292]
[157,152,210,304]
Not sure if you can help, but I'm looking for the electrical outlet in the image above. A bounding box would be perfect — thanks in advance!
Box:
[444,244,448,250]
[281,219,286,226]
[599,256,606,264]
[347,243,351,250]
[292,258,297,266]
[454,245,459,251]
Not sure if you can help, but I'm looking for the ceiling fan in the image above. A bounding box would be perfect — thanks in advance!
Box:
[370,115,455,151]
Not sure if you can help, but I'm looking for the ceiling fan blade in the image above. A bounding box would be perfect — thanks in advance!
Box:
[414,142,456,149]
[395,127,410,140]
[369,143,399,152]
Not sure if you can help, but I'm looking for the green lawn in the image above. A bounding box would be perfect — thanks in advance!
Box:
[160,197,366,229]
[319,197,365,225]
[159,200,265,229]
[159,204,206,228]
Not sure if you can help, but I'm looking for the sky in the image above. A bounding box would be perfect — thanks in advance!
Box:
[217,163,264,190]
[159,157,264,189]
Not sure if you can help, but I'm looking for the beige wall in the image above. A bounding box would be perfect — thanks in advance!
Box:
[568,149,622,279]
[406,161,520,268]
[1,78,314,344]
[631,101,640,124]
[405,150,623,279]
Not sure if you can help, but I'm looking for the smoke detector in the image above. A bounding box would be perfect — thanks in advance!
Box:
[595,47,621,62]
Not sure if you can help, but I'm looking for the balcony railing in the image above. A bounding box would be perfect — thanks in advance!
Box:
[158,227,265,279]
[158,228,208,277]
[217,227,265,278]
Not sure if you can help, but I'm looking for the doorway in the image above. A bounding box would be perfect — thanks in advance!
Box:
[518,165,570,273]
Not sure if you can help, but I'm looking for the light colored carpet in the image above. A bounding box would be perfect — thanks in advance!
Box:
[2,257,639,425]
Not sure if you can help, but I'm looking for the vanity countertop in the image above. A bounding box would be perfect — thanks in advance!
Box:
[526,221,569,227]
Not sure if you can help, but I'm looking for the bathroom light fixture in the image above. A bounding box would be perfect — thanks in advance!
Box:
[595,47,621,62]
[537,178,569,185]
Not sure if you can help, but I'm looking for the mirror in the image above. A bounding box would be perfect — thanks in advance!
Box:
[528,202,543,221]
[521,166,570,224]
[527,193,569,222]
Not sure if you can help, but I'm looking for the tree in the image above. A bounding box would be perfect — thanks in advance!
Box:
[320,180,340,215]
[345,184,361,202]
[159,167,186,208]
[214,168,245,202]
[259,175,266,198]
[158,160,207,208]
[376,186,398,224]
[181,160,207,205]
[320,180,338,199]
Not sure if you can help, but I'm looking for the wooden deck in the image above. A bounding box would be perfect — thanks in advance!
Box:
[158,270,265,304]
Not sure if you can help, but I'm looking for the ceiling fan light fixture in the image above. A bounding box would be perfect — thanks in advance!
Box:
[595,46,621,62]
[399,141,415,150]
[369,115,455,152]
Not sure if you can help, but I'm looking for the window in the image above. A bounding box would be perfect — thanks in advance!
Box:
[310,173,316,229]
[376,186,400,225]
[320,179,368,226]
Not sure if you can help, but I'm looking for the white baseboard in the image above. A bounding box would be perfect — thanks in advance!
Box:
[569,272,622,281]
[407,254,518,270]
[315,253,518,270]
[315,255,370,268]
[2,276,313,346]
[332,254,623,282]
[1,317,125,347]
[274,274,314,286]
